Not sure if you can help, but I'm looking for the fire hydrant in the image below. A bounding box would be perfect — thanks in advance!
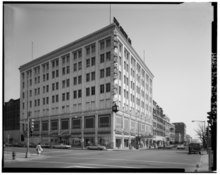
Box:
[12,151,16,160]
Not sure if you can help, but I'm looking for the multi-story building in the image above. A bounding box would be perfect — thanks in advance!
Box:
[19,18,154,149]
[3,99,20,144]
[173,122,186,144]
[152,101,166,147]
[169,123,175,144]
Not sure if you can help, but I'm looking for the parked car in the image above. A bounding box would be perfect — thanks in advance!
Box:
[87,145,106,150]
[165,145,175,149]
[52,144,71,149]
[41,143,51,148]
[177,144,185,149]
[188,143,201,154]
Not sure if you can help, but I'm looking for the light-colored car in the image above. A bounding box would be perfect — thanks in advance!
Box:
[52,144,71,149]
[87,145,106,150]
[177,144,185,149]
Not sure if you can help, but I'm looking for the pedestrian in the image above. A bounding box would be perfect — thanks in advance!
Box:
[36,143,43,155]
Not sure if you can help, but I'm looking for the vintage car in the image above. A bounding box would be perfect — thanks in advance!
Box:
[87,144,106,150]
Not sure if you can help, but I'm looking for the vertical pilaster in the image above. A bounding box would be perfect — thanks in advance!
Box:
[81,116,84,148]
[111,112,115,149]
[95,114,98,145]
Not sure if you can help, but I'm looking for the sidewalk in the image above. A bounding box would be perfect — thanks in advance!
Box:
[3,151,47,162]
[194,152,210,173]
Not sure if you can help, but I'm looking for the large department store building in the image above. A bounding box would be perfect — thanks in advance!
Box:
[19,18,154,149]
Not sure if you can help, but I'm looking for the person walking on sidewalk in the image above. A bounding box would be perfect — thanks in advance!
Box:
[36,143,43,155]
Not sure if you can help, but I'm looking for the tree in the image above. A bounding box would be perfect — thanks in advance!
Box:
[194,123,208,149]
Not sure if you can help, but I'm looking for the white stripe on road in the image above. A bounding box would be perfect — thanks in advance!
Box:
[29,160,137,168]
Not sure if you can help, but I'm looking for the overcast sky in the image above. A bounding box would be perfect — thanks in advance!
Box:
[4,3,213,138]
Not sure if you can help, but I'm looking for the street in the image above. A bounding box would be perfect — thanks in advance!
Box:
[3,146,207,172]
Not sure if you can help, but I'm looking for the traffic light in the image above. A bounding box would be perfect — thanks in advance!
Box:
[207,111,212,125]
[112,103,119,113]
[30,119,35,130]
[30,119,35,136]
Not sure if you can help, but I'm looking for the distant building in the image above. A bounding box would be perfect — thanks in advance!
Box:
[169,123,175,144]
[173,122,186,144]
[19,18,154,149]
[3,99,20,144]
[153,101,166,147]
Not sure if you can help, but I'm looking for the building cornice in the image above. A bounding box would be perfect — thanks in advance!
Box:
[19,24,116,71]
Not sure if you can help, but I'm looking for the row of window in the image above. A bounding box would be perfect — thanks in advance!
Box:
[33,114,111,131]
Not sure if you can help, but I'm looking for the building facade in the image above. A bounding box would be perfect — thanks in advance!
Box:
[3,99,20,144]
[173,122,186,144]
[19,18,154,149]
[152,101,166,147]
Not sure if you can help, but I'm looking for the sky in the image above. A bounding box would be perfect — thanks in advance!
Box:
[4,2,213,139]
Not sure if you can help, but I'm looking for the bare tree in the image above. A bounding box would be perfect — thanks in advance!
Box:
[194,123,207,149]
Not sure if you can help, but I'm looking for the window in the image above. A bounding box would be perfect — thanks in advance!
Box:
[85,116,95,128]
[78,75,82,84]
[106,52,111,61]
[100,40,105,50]
[73,63,77,72]
[106,38,111,48]
[61,119,69,130]
[78,89,82,98]
[42,121,48,131]
[119,71,122,80]
[100,69,104,78]
[91,71,95,81]
[66,92,70,100]
[62,80,65,88]
[73,90,77,99]
[86,47,90,55]
[106,83,111,92]
[119,86,121,95]
[72,118,81,129]
[91,57,96,66]
[52,71,55,78]
[62,67,65,75]
[100,54,105,63]
[78,49,82,58]
[66,79,70,87]
[56,94,59,102]
[86,59,90,67]
[86,88,90,96]
[51,120,58,130]
[99,114,110,128]
[106,67,111,77]
[73,51,77,60]
[78,62,82,70]
[86,73,90,82]
[91,44,96,53]
[91,86,95,95]
[56,70,59,77]
[73,77,77,85]
[62,93,65,101]
[56,82,59,90]
[100,84,104,93]
[66,66,70,74]
[119,56,122,65]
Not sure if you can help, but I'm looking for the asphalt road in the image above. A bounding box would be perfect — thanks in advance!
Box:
[3,147,203,172]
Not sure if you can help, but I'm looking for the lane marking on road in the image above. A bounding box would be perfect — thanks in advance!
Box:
[29,160,137,168]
